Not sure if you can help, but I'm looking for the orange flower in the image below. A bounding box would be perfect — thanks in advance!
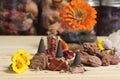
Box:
[60,0,97,31]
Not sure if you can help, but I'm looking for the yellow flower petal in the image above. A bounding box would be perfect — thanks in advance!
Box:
[11,49,31,73]
[12,49,31,65]
[97,38,105,50]
[12,57,28,74]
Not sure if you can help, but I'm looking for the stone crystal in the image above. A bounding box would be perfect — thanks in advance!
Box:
[102,39,113,50]
[108,30,120,56]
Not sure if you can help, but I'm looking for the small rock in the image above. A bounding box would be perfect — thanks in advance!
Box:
[102,39,113,50]
[108,30,120,52]
[70,65,85,73]
[115,51,120,56]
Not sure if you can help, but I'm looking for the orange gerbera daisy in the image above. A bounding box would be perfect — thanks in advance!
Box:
[60,0,97,31]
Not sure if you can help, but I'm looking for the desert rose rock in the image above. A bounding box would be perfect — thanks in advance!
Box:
[70,51,86,73]
[29,38,48,70]
[108,30,120,55]
[48,40,68,71]
[102,39,113,50]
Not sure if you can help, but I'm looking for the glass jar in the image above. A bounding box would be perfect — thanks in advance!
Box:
[47,29,58,58]
[41,0,69,35]
[84,0,100,6]
[97,0,120,36]
[84,0,101,35]
[0,0,38,35]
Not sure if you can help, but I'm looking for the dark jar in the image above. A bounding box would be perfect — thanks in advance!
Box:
[0,0,38,35]
[84,0,101,35]
[47,29,58,58]
[40,0,70,35]
[96,0,120,36]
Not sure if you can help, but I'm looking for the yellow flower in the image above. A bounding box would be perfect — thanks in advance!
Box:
[12,49,31,65]
[12,57,28,74]
[97,38,105,50]
[10,49,31,73]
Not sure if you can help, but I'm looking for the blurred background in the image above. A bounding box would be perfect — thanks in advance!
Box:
[0,0,120,36]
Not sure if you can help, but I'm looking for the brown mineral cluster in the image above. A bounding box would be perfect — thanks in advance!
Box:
[83,42,101,57]
[80,51,102,67]
[48,40,68,71]
[110,55,120,65]
[29,53,48,70]
[48,58,68,71]
[29,39,48,70]
[70,51,86,73]
[81,42,120,66]
[68,42,120,67]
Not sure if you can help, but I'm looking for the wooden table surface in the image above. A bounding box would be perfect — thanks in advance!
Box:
[0,36,120,79]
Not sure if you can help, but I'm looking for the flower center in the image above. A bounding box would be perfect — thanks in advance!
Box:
[73,9,85,21]
[75,12,82,18]
[16,61,23,69]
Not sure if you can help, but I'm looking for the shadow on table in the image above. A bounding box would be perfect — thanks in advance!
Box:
[3,67,15,74]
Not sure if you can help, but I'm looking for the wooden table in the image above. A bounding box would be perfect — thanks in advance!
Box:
[0,36,120,79]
